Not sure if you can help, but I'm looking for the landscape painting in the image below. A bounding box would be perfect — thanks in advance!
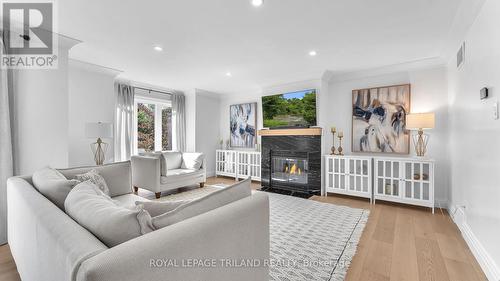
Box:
[230,103,257,148]
[262,89,317,128]
[352,84,410,154]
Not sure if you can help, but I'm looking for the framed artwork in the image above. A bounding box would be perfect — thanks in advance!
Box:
[352,84,411,154]
[230,102,257,148]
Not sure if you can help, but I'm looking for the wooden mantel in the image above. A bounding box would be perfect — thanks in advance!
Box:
[257,128,322,136]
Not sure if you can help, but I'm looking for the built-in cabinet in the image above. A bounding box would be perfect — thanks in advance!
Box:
[216,150,261,181]
[324,156,372,202]
[324,155,435,212]
[374,157,434,213]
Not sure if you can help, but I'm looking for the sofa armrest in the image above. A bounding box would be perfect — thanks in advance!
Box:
[76,192,270,281]
[131,156,161,193]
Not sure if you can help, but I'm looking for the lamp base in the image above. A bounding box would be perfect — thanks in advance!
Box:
[412,130,429,157]
[91,138,109,165]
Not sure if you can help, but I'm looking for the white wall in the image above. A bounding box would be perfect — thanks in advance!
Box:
[195,91,221,176]
[68,60,120,166]
[447,0,500,277]
[326,67,449,204]
[11,36,79,175]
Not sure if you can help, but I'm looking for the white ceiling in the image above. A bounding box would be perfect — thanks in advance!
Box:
[60,0,465,94]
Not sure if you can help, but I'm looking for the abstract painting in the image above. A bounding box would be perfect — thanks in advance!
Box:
[352,84,410,154]
[230,103,257,148]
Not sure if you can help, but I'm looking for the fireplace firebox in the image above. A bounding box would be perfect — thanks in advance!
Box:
[271,152,309,185]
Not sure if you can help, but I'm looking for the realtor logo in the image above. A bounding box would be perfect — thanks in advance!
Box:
[1,0,58,69]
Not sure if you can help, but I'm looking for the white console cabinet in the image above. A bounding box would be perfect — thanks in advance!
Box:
[324,155,372,202]
[216,150,261,181]
[374,157,435,213]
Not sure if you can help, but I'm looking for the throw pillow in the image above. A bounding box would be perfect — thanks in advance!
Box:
[136,200,191,217]
[64,181,154,247]
[181,153,204,170]
[75,169,110,195]
[151,177,251,229]
[32,167,80,210]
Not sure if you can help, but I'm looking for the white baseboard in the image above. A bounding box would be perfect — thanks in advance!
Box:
[450,205,500,281]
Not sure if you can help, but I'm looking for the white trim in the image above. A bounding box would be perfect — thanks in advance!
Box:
[450,205,500,281]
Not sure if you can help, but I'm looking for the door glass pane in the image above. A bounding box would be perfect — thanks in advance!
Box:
[363,177,368,192]
[328,174,333,187]
[340,175,345,189]
[356,160,361,174]
[385,161,391,177]
[340,159,345,173]
[414,164,421,181]
[349,160,354,174]
[393,180,399,196]
[385,179,391,195]
[137,103,155,152]
[423,164,430,181]
[363,160,368,175]
[405,181,412,198]
[356,176,361,191]
[393,162,399,178]
[334,159,339,173]
[349,175,355,190]
[378,178,383,194]
[378,161,383,177]
[405,163,412,180]
[328,159,333,172]
[414,182,421,199]
[423,183,429,200]
[161,106,172,150]
[334,174,339,188]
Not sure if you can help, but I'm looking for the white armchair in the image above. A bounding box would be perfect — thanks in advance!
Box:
[131,151,206,198]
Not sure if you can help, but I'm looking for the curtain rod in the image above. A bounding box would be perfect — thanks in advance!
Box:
[134,86,172,96]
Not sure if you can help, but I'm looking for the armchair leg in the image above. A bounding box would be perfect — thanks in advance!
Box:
[200,182,205,188]
[155,192,161,199]
[133,186,139,194]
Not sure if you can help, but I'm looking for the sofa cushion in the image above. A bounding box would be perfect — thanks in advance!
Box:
[135,200,191,217]
[75,169,110,195]
[32,167,80,210]
[139,152,167,176]
[64,181,154,247]
[151,178,252,229]
[160,169,205,184]
[58,161,132,197]
[181,153,204,170]
[113,193,150,209]
[162,151,183,170]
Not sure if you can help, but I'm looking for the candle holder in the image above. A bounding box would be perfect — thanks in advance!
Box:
[337,135,344,156]
[330,128,337,155]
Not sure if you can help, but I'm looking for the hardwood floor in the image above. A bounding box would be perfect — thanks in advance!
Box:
[0,176,486,281]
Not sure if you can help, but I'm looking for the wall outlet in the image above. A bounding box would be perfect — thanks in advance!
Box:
[493,100,498,120]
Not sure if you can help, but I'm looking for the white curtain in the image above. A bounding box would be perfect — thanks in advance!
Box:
[114,82,134,161]
[0,32,14,245]
[172,93,186,152]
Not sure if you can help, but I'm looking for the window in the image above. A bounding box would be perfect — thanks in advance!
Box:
[134,93,172,153]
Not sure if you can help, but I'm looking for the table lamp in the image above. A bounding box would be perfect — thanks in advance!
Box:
[85,122,113,165]
[406,113,435,157]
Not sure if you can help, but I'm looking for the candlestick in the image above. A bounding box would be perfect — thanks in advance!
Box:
[338,131,344,138]
[338,134,344,156]
[330,128,337,155]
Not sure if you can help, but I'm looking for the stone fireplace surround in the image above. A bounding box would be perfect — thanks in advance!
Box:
[259,128,322,195]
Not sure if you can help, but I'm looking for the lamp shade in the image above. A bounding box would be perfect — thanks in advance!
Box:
[85,122,113,138]
[406,113,435,130]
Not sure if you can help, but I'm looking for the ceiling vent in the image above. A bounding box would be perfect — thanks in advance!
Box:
[457,42,465,68]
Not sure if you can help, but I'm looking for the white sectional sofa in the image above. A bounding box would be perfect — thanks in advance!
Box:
[132,151,206,198]
[7,161,270,281]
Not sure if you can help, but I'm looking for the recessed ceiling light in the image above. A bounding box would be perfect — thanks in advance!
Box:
[153,46,163,52]
[251,0,264,7]
[309,50,317,56]
[226,72,232,77]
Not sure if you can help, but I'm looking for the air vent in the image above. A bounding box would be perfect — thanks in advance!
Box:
[457,42,465,68]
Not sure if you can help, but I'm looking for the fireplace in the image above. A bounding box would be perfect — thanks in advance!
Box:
[271,151,309,185]
[260,131,321,195]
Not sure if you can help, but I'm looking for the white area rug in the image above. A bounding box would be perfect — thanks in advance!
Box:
[156,185,369,281]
